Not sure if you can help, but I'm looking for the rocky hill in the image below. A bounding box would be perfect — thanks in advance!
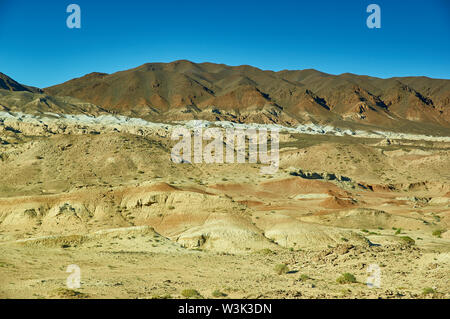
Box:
[43,60,450,132]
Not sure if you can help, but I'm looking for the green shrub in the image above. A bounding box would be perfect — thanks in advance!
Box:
[422,287,436,295]
[432,230,444,238]
[336,273,357,284]
[399,236,415,245]
[181,289,202,299]
[274,263,289,275]
[212,290,227,298]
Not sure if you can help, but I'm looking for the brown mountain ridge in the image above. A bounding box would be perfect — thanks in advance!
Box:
[2,61,449,134]
[0,72,41,93]
[43,60,450,132]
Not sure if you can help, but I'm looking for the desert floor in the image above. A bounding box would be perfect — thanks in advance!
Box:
[0,124,449,299]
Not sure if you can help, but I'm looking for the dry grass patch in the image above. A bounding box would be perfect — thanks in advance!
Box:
[274,263,289,275]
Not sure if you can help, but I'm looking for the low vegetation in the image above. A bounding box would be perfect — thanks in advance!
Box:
[336,273,357,284]
[274,263,289,275]
[212,289,227,298]
[422,287,436,295]
[432,230,444,238]
[181,289,203,299]
[298,274,311,281]
[399,236,415,245]
[257,248,276,255]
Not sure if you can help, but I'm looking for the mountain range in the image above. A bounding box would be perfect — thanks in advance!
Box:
[1,61,449,134]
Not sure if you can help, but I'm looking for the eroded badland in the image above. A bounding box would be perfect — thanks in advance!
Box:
[0,63,449,299]
[1,121,449,299]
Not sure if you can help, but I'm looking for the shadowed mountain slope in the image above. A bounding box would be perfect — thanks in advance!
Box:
[0,73,41,93]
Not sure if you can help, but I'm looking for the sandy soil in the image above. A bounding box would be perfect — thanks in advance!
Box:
[0,116,448,299]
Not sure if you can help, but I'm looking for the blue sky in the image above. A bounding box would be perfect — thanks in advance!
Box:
[0,0,449,88]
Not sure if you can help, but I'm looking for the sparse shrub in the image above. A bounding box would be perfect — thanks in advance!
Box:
[298,274,310,281]
[399,236,415,245]
[212,290,227,298]
[181,289,202,299]
[422,287,436,295]
[336,273,357,284]
[361,229,369,233]
[432,230,444,238]
[395,228,402,235]
[340,237,348,242]
[274,263,289,275]
[168,206,175,210]
[258,248,275,255]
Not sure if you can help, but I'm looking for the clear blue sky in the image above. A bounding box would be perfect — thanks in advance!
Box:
[0,0,449,88]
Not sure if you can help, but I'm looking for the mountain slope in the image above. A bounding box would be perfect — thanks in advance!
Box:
[0,73,41,93]
[43,61,450,131]
[0,72,32,92]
